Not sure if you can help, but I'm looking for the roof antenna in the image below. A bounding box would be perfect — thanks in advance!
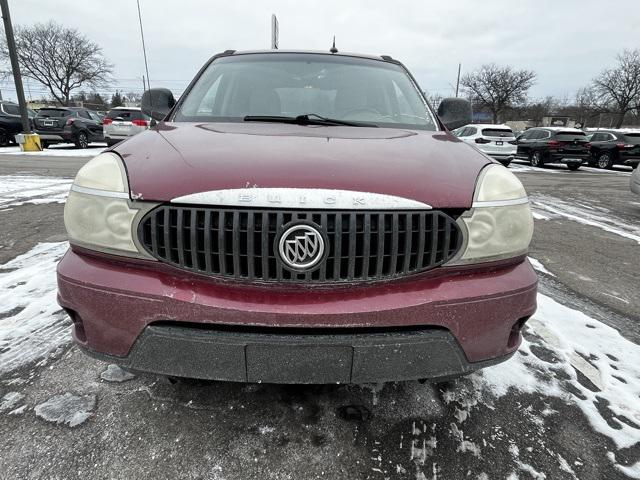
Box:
[330,36,338,54]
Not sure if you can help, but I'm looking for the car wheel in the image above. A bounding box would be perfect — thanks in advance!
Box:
[597,152,613,169]
[40,140,49,149]
[567,163,581,171]
[530,151,544,168]
[0,129,9,147]
[75,131,89,149]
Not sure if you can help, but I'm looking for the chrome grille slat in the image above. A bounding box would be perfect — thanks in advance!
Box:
[139,206,463,284]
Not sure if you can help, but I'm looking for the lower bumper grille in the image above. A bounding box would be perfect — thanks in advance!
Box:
[138,206,463,283]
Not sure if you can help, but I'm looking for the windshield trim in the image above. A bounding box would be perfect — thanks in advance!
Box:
[170,51,439,131]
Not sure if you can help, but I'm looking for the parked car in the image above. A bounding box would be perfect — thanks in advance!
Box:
[0,101,36,146]
[632,164,640,195]
[453,124,517,166]
[587,129,640,169]
[514,127,590,170]
[34,107,104,148]
[103,107,151,146]
[57,50,537,384]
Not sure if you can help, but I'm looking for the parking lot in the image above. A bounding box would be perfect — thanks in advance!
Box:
[0,149,638,480]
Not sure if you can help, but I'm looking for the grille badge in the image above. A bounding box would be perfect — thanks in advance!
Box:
[278,224,325,271]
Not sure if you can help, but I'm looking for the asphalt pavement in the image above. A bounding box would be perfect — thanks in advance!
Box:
[0,152,638,480]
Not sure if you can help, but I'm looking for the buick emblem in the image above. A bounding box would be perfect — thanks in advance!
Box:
[278,224,325,270]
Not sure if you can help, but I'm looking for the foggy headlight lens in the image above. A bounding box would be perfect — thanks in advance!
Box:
[64,152,150,255]
[452,165,533,264]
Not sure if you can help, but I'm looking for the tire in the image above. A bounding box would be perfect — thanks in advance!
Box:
[530,150,544,168]
[0,129,9,147]
[40,140,49,149]
[567,163,581,171]
[74,131,89,149]
[597,152,613,169]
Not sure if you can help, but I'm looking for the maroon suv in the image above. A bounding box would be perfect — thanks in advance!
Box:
[57,50,537,383]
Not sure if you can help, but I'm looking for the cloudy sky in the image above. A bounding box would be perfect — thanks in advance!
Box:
[3,0,640,103]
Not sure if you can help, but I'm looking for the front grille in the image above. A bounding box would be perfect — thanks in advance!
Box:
[138,206,463,283]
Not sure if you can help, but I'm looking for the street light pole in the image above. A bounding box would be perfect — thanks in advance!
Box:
[0,0,30,134]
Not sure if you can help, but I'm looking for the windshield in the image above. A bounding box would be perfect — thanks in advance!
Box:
[174,53,437,130]
[623,133,640,144]
[37,109,73,118]
[555,131,587,141]
[482,128,513,137]
[106,109,149,121]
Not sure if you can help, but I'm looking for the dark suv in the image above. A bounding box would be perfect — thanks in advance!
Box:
[515,127,590,170]
[0,101,36,146]
[587,129,640,169]
[35,107,104,148]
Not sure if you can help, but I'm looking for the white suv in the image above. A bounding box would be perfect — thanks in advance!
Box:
[453,124,517,166]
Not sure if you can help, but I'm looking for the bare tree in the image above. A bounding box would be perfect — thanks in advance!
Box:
[124,91,142,105]
[592,49,640,128]
[424,92,443,110]
[461,64,536,123]
[0,21,112,106]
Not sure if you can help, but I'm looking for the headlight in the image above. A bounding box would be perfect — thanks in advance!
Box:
[64,152,156,257]
[450,164,533,264]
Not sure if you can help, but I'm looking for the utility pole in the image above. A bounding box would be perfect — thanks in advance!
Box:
[455,63,461,98]
[0,0,30,133]
[142,75,146,93]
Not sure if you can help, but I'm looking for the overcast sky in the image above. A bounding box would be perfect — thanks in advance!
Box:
[3,0,640,103]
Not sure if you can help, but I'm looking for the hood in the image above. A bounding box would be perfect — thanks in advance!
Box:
[116,122,491,208]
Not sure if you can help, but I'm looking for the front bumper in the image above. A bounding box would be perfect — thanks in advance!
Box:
[57,249,538,383]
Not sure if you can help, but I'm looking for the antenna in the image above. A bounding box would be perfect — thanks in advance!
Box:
[330,36,338,54]
[137,0,151,90]
[271,14,279,49]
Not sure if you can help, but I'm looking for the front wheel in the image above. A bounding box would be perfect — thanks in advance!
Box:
[74,131,89,149]
[567,163,581,171]
[0,129,9,147]
[597,152,613,169]
[530,151,544,168]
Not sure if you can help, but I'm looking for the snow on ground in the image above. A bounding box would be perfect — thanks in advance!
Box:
[473,293,640,476]
[100,364,136,383]
[0,242,71,375]
[510,161,632,176]
[530,194,640,245]
[0,175,72,209]
[528,257,555,277]
[0,144,105,157]
[34,392,96,427]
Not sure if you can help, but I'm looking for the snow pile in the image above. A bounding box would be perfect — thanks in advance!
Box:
[0,242,71,374]
[477,293,640,474]
[0,391,25,412]
[0,175,72,208]
[100,364,135,383]
[34,393,96,427]
[528,257,555,277]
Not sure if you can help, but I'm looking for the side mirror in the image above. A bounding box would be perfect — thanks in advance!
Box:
[437,98,472,131]
[141,88,176,121]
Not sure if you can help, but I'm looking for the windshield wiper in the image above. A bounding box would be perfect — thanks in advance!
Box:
[243,113,376,128]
